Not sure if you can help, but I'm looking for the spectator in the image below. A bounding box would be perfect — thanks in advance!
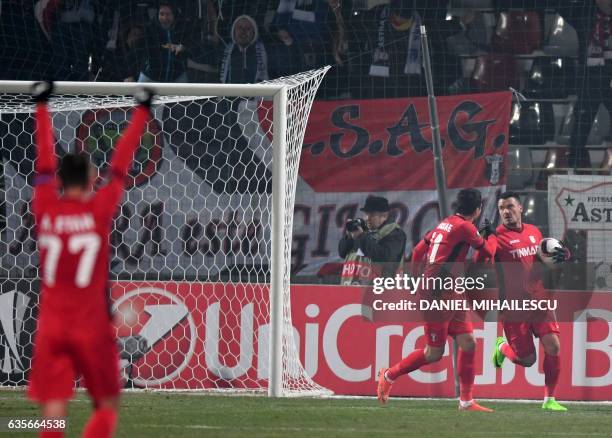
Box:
[138,2,191,83]
[338,196,407,286]
[184,1,222,83]
[320,0,350,98]
[417,0,464,95]
[210,0,272,45]
[272,0,331,48]
[1,1,53,80]
[556,0,612,169]
[99,23,145,82]
[35,0,104,81]
[266,24,304,79]
[268,0,349,96]
[271,0,342,72]
[350,0,424,99]
[187,42,221,83]
[446,9,489,56]
[327,0,347,66]
[220,15,269,83]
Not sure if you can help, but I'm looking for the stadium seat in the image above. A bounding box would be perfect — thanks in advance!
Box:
[557,102,610,149]
[543,13,579,57]
[600,148,612,173]
[535,145,569,190]
[471,53,518,91]
[492,10,542,55]
[566,105,611,145]
[556,101,575,145]
[588,106,611,146]
[507,145,534,189]
[521,191,548,231]
[509,101,555,145]
[522,57,576,99]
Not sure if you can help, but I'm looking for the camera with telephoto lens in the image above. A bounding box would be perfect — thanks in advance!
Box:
[346,218,367,232]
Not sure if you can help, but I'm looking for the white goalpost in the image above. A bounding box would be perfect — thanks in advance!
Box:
[0,68,331,397]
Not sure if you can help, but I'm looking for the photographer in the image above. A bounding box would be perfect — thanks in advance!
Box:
[338,196,407,285]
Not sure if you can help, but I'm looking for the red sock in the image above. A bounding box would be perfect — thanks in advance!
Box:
[543,354,561,398]
[458,349,475,402]
[387,349,428,381]
[40,431,63,438]
[83,408,117,438]
[500,342,521,364]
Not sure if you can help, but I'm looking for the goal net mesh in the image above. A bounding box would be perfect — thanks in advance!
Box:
[0,67,331,396]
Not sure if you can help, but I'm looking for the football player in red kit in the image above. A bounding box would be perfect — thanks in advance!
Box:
[27,81,154,437]
[377,189,496,411]
[481,191,570,411]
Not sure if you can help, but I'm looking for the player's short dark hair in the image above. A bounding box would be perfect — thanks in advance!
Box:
[498,191,522,204]
[158,1,178,14]
[58,153,90,189]
[455,188,482,215]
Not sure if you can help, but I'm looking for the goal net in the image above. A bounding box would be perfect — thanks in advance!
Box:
[0,67,331,397]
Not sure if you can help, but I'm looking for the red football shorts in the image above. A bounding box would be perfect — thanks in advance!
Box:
[418,287,473,348]
[28,323,120,402]
[424,310,473,348]
[503,311,560,358]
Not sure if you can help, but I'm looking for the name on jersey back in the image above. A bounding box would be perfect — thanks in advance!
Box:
[40,213,95,234]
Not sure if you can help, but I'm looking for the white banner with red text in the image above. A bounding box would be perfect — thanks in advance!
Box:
[548,175,612,290]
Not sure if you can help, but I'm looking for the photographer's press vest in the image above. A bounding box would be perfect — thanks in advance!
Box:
[341,222,403,286]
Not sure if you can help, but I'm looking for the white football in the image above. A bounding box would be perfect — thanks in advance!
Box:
[537,237,563,268]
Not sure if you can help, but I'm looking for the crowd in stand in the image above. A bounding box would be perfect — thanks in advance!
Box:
[0,0,550,98]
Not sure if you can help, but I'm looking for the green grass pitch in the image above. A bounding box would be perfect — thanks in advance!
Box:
[1,390,611,437]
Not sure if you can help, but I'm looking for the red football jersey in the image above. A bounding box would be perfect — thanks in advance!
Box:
[492,223,545,299]
[33,103,148,327]
[420,214,495,277]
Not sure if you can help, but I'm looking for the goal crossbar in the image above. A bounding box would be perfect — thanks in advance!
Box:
[0,80,283,98]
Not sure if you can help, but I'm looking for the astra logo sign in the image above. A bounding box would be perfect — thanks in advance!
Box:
[553,180,612,232]
[292,92,511,192]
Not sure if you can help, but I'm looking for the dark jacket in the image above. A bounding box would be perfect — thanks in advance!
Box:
[338,218,407,278]
[220,15,268,84]
[100,42,142,82]
[140,20,190,82]
[266,37,304,79]
[222,43,266,83]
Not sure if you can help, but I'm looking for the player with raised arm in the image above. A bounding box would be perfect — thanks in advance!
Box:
[27,81,154,438]
[377,189,496,411]
[480,191,570,411]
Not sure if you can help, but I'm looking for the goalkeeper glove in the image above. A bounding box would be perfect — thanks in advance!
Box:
[134,87,155,108]
[552,245,571,264]
[479,219,495,239]
[31,81,54,103]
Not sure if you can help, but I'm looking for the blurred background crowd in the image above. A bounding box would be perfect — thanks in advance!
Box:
[0,1,595,96]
